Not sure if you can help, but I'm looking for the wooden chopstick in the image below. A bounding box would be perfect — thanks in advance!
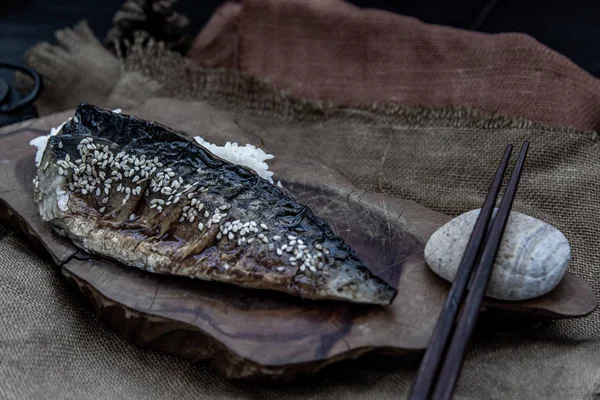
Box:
[409,142,529,400]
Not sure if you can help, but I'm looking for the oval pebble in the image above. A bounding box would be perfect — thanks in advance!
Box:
[424,208,570,301]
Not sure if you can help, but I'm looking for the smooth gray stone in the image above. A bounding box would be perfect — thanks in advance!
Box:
[424,209,570,301]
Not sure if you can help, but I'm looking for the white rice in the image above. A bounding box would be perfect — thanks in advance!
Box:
[193,137,278,184]
[29,108,280,185]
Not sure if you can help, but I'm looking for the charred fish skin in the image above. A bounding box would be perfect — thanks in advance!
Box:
[34,103,397,305]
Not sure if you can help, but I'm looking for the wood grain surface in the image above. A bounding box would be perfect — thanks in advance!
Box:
[1,113,596,379]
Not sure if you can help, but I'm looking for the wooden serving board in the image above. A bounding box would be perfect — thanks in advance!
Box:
[0,115,596,380]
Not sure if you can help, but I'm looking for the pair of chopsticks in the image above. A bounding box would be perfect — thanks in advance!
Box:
[409,142,530,400]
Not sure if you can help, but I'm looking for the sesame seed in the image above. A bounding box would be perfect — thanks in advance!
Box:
[166,201,172,206]
[315,244,323,250]
[247,238,255,244]
[189,215,195,222]
[132,175,140,182]
[257,233,265,239]
[102,197,109,204]
[216,232,222,240]
[272,235,281,241]
[125,187,131,195]
[289,240,296,246]
[65,154,70,162]
[219,205,228,210]
[58,167,64,175]
[276,249,283,256]
[81,189,88,195]
[324,249,330,254]
[191,198,197,206]
[178,216,184,222]
[95,188,101,196]
[277,267,286,272]
[309,266,317,272]
[150,204,157,209]
[129,214,136,221]
[58,141,63,149]
[157,205,163,212]
[174,196,180,204]
[204,211,210,218]
[183,206,190,211]
[228,232,234,240]
[287,235,296,240]
[198,222,204,231]
[260,223,269,230]
[99,207,106,213]
[197,203,204,211]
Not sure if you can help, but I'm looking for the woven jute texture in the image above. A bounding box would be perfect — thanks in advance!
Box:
[190,0,600,132]
[3,23,600,399]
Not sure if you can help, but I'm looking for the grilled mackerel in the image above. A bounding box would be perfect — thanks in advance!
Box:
[33,104,396,305]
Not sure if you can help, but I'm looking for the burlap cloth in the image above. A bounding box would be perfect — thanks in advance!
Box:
[2,22,600,400]
[190,0,600,132]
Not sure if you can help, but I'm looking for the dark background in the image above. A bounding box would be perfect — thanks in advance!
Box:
[2,0,600,77]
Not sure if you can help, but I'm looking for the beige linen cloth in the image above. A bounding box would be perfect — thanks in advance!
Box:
[1,22,599,399]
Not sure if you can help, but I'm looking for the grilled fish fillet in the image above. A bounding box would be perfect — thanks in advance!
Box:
[33,103,397,305]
